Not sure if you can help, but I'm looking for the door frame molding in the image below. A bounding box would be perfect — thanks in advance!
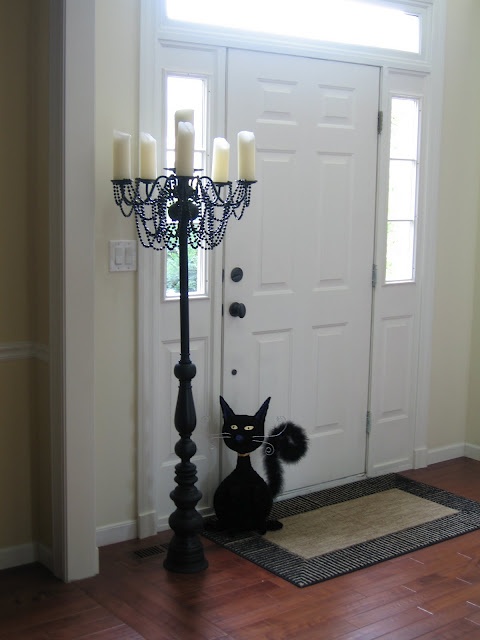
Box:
[50,0,98,581]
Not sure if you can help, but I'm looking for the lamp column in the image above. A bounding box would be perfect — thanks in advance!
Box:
[163,177,208,573]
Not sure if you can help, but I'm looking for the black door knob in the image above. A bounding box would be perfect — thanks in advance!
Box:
[229,302,246,318]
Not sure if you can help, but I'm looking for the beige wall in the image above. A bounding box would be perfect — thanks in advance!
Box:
[465,0,480,447]
[94,0,139,529]
[429,0,480,450]
[0,3,30,343]
[0,0,51,552]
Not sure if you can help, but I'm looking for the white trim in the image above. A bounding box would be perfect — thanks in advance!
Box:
[63,0,98,581]
[413,447,428,468]
[156,505,213,533]
[0,342,49,362]
[412,0,447,474]
[96,521,138,548]
[465,444,480,462]
[37,543,54,572]
[0,542,53,572]
[370,458,413,476]
[371,442,466,474]
[136,0,162,538]
[0,544,36,571]
[427,443,466,466]
[157,0,434,71]
[137,510,158,539]
[136,249,160,539]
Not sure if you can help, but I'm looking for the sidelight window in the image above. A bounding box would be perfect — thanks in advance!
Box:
[385,96,420,283]
[164,74,208,298]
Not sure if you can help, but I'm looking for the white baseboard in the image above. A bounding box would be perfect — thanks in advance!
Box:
[0,543,36,570]
[0,542,53,571]
[37,543,54,572]
[369,458,412,476]
[465,442,480,461]
[96,520,137,547]
[137,511,157,539]
[414,447,428,468]
[427,443,466,466]
[157,505,212,533]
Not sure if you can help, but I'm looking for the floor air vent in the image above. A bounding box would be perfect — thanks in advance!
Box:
[133,544,168,560]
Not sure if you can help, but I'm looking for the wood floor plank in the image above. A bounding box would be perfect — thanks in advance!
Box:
[375,601,480,639]
[335,605,430,639]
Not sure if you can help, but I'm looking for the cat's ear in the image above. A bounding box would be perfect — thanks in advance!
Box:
[219,396,234,420]
[255,397,271,423]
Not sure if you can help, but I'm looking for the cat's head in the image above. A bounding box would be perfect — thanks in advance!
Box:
[219,396,271,455]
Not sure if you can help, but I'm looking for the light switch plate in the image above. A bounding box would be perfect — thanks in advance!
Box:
[109,240,137,272]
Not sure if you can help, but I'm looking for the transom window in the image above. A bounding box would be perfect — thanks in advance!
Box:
[164,0,421,54]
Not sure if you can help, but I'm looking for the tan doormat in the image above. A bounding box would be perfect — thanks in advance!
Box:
[264,488,457,558]
[203,474,480,587]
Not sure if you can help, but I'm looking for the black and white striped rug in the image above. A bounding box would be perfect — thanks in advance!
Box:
[202,474,480,588]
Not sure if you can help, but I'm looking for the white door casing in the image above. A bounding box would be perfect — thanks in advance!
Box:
[222,50,380,492]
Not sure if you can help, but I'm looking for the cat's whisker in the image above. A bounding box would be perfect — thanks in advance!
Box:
[263,442,275,456]
[266,423,288,438]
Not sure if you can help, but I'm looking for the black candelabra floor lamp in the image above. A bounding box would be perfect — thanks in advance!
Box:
[111,119,256,573]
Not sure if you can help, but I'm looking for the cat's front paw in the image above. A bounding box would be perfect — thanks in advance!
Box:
[265,519,283,531]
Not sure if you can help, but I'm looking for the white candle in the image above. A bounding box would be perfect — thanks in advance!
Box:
[211,138,230,183]
[113,130,131,179]
[237,131,256,181]
[175,121,195,176]
[139,132,157,180]
[174,109,194,139]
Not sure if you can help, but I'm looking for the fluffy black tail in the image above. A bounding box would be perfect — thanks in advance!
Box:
[263,422,308,498]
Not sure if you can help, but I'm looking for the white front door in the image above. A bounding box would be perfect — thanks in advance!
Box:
[222,50,380,492]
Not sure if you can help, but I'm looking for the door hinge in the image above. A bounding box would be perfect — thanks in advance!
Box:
[372,263,377,288]
[377,110,383,135]
[366,410,372,434]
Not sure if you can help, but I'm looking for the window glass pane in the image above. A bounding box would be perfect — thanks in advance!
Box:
[165,246,203,296]
[386,221,415,282]
[166,75,206,161]
[387,160,417,221]
[385,96,420,284]
[165,0,420,53]
[390,98,419,159]
[164,75,208,298]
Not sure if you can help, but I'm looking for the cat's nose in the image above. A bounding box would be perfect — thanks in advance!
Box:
[235,434,244,442]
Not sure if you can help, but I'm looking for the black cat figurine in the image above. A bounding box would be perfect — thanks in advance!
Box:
[211,396,308,534]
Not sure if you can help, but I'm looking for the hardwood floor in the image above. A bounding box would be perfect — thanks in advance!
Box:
[2,458,480,639]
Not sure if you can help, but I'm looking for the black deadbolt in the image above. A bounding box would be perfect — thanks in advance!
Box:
[230,267,244,282]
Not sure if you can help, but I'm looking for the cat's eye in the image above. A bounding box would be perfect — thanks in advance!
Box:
[230,425,238,430]
[244,425,254,431]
